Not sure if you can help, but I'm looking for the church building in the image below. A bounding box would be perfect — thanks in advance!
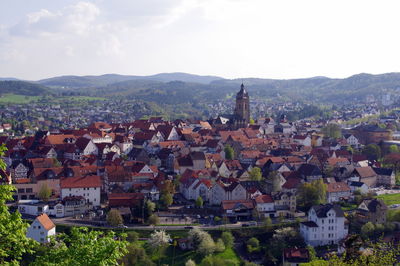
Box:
[211,83,251,129]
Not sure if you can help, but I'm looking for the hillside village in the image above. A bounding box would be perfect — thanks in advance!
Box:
[1,84,400,264]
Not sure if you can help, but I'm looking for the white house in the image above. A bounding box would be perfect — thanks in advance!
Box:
[18,200,50,216]
[254,194,275,218]
[60,175,101,207]
[300,204,348,246]
[348,181,369,194]
[326,182,351,203]
[344,134,359,147]
[26,213,56,243]
[293,135,312,147]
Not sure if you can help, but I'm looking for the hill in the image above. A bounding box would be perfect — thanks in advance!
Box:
[38,72,223,88]
[0,80,52,96]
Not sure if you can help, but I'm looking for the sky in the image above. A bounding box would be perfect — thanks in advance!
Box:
[1,0,400,80]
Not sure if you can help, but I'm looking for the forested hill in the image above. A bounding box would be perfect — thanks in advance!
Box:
[0,80,52,96]
[38,72,223,88]
[2,72,400,104]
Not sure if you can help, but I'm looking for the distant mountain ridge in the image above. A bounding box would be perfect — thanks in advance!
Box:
[38,72,224,88]
[1,72,400,105]
[0,80,52,96]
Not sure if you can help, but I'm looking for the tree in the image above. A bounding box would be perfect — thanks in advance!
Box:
[263,216,272,229]
[215,238,225,252]
[126,231,139,243]
[185,259,196,266]
[160,192,173,208]
[297,179,327,210]
[196,196,204,208]
[34,227,128,265]
[267,171,281,192]
[221,231,234,248]
[188,228,216,255]
[246,237,260,253]
[0,185,38,264]
[389,144,399,154]
[148,214,160,226]
[0,144,37,264]
[148,230,171,250]
[121,243,155,266]
[362,144,381,161]
[322,123,342,139]
[224,145,234,160]
[107,209,124,226]
[361,222,375,238]
[38,183,52,202]
[249,167,262,181]
[145,200,156,217]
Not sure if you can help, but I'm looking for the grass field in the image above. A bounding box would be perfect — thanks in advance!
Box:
[0,94,41,103]
[376,193,400,206]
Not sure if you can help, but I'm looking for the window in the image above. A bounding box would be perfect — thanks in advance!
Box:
[38,226,41,229]
[18,188,25,193]
[26,188,33,193]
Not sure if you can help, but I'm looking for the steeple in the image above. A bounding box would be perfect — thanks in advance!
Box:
[236,82,248,99]
[234,83,250,127]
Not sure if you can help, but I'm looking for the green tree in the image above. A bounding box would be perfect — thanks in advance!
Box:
[224,145,234,160]
[297,179,327,210]
[0,144,37,264]
[263,216,272,230]
[0,185,38,264]
[322,123,342,139]
[215,238,225,253]
[361,222,375,238]
[362,144,382,161]
[121,242,155,266]
[38,183,52,202]
[196,196,204,208]
[148,214,160,226]
[221,231,234,248]
[389,144,399,154]
[107,209,124,226]
[160,192,173,208]
[246,237,260,253]
[249,167,262,181]
[34,227,128,265]
[145,200,156,217]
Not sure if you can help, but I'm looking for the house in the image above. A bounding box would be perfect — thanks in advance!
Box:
[283,248,310,266]
[26,213,56,243]
[348,181,369,194]
[351,167,377,188]
[18,200,50,216]
[222,199,254,221]
[356,198,388,224]
[60,175,101,207]
[300,204,348,246]
[272,192,296,217]
[254,194,275,218]
[343,134,359,147]
[373,167,395,187]
[326,182,351,203]
[293,135,312,147]
[297,164,322,182]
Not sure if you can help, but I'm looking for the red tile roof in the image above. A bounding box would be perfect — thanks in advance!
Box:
[36,213,55,231]
[60,175,101,188]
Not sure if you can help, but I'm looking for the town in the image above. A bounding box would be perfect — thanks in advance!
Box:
[2,83,400,265]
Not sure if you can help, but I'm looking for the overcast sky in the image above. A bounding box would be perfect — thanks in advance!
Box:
[1,0,400,80]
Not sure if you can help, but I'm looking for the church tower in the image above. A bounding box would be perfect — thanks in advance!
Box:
[234,83,250,126]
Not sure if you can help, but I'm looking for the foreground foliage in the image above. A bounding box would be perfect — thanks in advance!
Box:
[33,227,128,266]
